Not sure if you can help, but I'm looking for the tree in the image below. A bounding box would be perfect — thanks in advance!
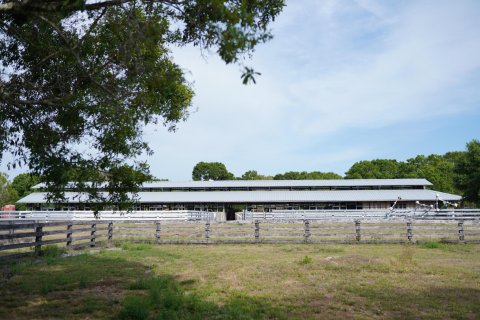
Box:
[345,160,401,179]
[345,154,465,195]
[0,172,18,207]
[455,139,480,206]
[273,171,342,180]
[192,162,235,181]
[239,170,272,180]
[0,0,285,205]
[401,154,459,194]
[11,173,41,198]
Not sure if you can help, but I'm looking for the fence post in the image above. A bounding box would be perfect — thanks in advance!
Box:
[35,223,43,256]
[66,223,73,248]
[304,220,310,243]
[8,221,14,244]
[155,221,161,243]
[205,221,210,243]
[90,223,96,247]
[355,220,361,242]
[458,221,465,242]
[406,220,413,242]
[254,220,260,242]
[108,221,113,243]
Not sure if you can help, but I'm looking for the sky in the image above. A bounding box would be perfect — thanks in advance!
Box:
[2,0,480,181]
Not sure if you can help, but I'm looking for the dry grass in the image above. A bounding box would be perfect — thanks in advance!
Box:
[0,243,479,319]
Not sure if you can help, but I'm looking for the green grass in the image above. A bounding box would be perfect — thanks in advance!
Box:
[298,255,313,265]
[0,243,479,319]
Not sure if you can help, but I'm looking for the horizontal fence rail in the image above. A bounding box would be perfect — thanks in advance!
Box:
[241,209,480,221]
[2,209,480,222]
[0,210,215,221]
[1,219,480,260]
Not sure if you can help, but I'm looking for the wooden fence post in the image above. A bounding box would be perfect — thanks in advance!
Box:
[66,223,73,248]
[35,223,43,255]
[205,221,210,243]
[90,223,96,247]
[155,221,161,243]
[355,220,361,242]
[406,220,413,242]
[8,221,14,244]
[304,220,310,243]
[254,220,260,242]
[458,221,465,242]
[108,221,113,243]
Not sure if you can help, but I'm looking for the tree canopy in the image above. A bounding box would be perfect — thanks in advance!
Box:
[239,170,272,180]
[345,159,402,179]
[192,162,235,181]
[455,139,480,206]
[0,172,18,207]
[344,154,463,195]
[273,171,342,180]
[0,0,285,205]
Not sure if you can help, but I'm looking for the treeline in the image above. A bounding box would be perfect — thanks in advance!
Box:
[1,140,478,207]
[193,139,480,206]
[191,163,342,181]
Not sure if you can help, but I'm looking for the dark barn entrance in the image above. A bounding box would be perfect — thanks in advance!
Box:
[226,205,236,221]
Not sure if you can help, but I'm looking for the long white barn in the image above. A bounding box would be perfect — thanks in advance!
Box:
[18,179,461,220]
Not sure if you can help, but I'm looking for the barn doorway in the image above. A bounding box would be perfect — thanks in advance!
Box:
[226,205,236,221]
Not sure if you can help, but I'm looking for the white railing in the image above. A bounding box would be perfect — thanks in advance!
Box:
[0,210,215,221]
[238,209,480,221]
[2,209,480,222]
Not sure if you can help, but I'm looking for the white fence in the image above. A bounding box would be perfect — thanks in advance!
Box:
[0,210,215,221]
[2,209,480,222]
[238,209,480,221]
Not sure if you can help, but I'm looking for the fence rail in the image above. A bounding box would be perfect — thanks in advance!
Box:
[1,219,480,260]
[0,210,215,221]
[2,209,480,222]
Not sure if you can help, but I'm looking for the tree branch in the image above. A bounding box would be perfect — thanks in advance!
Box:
[0,0,184,14]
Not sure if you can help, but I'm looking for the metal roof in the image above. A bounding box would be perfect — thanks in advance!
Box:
[32,179,432,189]
[142,179,433,188]
[17,189,460,204]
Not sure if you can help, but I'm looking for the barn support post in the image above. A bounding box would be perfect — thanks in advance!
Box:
[34,223,43,256]
[304,220,310,243]
[254,220,260,242]
[355,220,361,242]
[155,221,161,243]
[406,221,413,242]
[458,221,465,242]
[66,223,73,248]
[90,223,96,247]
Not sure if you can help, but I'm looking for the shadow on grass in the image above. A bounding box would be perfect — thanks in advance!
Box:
[0,251,283,320]
[120,275,284,320]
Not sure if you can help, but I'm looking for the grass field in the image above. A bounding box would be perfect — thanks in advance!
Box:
[1,242,479,319]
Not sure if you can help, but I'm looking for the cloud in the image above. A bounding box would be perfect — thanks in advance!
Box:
[142,0,480,180]
[2,0,479,180]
